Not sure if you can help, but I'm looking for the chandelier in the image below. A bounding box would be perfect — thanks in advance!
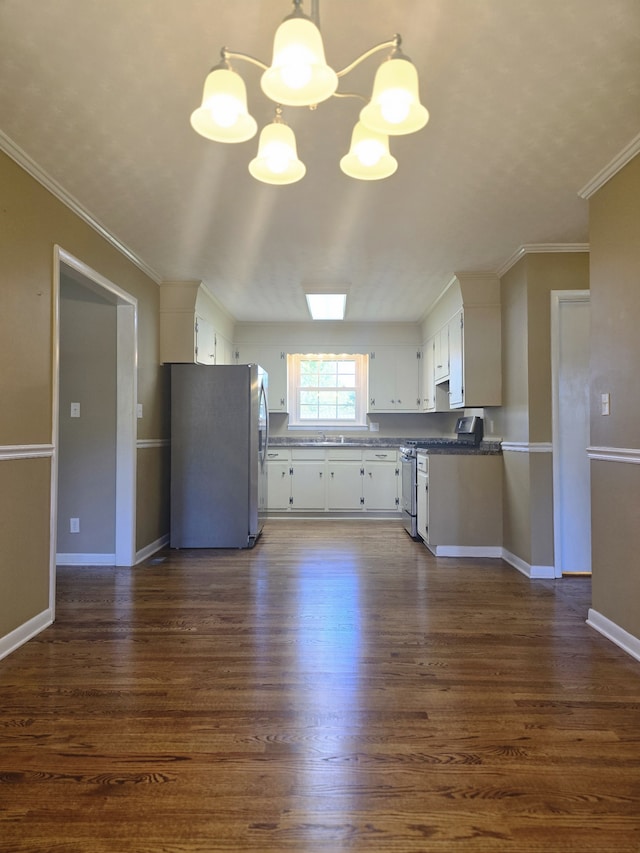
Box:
[190,0,429,184]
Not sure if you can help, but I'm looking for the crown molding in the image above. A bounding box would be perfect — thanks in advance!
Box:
[496,243,590,278]
[578,131,640,199]
[0,131,161,284]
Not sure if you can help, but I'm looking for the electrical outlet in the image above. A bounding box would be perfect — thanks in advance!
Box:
[69,517,80,534]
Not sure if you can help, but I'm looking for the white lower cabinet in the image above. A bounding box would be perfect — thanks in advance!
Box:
[267,446,399,513]
[266,448,292,509]
[291,461,326,509]
[327,462,363,509]
[363,449,400,510]
[416,454,429,541]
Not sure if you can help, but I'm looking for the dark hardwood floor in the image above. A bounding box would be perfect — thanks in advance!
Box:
[1,520,639,852]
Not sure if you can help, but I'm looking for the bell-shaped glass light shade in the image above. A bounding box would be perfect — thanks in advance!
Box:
[249,121,306,185]
[190,67,257,143]
[340,122,398,180]
[360,57,429,136]
[261,17,338,106]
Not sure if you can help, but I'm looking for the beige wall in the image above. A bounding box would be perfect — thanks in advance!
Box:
[500,252,589,569]
[57,277,117,554]
[588,153,640,639]
[0,151,169,642]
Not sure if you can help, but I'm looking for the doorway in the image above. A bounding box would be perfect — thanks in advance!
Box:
[52,247,137,590]
[551,290,591,577]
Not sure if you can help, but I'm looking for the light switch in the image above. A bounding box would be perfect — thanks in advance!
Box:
[601,393,610,416]
[70,402,80,418]
[137,403,143,419]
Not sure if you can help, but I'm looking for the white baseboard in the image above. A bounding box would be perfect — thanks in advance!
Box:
[135,534,169,564]
[587,609,640,663]
[56,553,116,566]
[427,544,503,558]
[0,609,53,661]
[501,549,555,579]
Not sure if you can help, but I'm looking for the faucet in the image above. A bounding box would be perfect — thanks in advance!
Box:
[318,431,326,442]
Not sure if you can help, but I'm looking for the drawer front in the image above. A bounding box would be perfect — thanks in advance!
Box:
[363,449,397,463]
[327,448,363,461]
[291,448,327,461]
[266,448,291,462]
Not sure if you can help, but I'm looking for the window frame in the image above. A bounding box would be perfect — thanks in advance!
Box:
[287,353,369,429]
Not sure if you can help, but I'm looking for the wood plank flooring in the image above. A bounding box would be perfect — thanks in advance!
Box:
[1,520,640,852]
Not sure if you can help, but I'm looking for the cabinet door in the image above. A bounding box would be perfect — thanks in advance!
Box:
[433,326,449,382]
[195,316,216,364]
[422,339,435,411]
[394,346,421,411]
[417,469,429,541]
[448,311,464,408]
[267,462,291,509]
[236,346,288,412]
[327,463,363,509]
[291,462,326,509]
[363,462,398,510]
[368,348,396,411]
[215,332,233,365]
[369,347,421,412]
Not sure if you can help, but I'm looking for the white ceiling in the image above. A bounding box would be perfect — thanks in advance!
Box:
[1,1,639,323]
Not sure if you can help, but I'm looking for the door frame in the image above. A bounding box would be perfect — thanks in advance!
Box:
[550,289,591,578]
[52,246,138,608]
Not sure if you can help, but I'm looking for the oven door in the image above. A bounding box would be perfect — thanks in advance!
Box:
[400,452,417,537]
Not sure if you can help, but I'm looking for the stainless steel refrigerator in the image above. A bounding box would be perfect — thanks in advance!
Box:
[170,363,268,548]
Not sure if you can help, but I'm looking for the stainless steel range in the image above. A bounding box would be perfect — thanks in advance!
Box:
[399,416,483,538]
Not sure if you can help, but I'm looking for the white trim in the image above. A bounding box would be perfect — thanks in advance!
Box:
[496,243,590,278]
[419,274,459,323]
[501,549,556,579]
[551,290,591,578]
[0,609,53,661]
[587,446,640,464]
[0,131,160,283]
[0,444,54,460]
[55,247,138,568]
[578,132,640,200]
[501,442,553,453]
[56,553,116,566]
[587,609,640,663]
[135,534,170,565]
[426,544,503,558]
[137,439,170,449]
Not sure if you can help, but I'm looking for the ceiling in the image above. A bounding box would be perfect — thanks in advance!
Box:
[1,1,639,323]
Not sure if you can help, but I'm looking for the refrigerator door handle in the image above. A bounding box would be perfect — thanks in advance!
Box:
[259,379,269,464]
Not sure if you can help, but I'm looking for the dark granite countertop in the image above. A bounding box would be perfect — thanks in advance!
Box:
[268,437,502,454]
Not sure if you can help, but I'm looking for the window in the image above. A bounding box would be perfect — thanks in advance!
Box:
[287,353,368,428]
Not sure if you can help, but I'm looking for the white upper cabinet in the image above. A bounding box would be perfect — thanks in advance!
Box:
[421,275,502,411]
[447,306,501,409]
[235,345,288,412]
[368,346,421,412]
[422,338,435,411]
[433,325,450,383]
[160,281,235,365]
[194,316,216,364]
